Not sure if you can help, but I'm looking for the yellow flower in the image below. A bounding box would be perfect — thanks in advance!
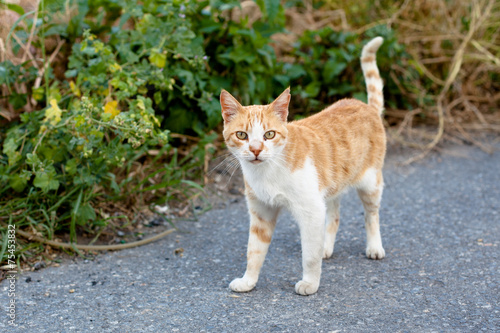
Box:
[44,99,62,126]
[104,100,120,119]
[69,81,81,97]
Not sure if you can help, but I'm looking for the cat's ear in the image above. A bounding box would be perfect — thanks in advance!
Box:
[270,87,291,122]
[220,90,242,123]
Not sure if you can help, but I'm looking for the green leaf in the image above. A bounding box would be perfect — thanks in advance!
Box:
[256,0,280,21]
[221,48,256,64]
[7,151,21,167]
[3,137,18,154]
[324,60,346,83]
[107,173,120,195]
[304,82,321,98]
[149,51,166,68]
[44,24,67,37]
[26,153,41,167]
[273,74,290,87]
[328,83,355,96]
[33,171,60,193]
[154,91,162,105]
[40,146,64,162]
[176,27,196,39]
[0,230,8,265]
[199,22,222,33]
[70,189,83,242]
[65,159,78,175]
[181,179,204,192]
[76,203,96,225]
[284,64,306,80]
[353,92,367,103]
[8,93,27,109]
[264,0,280,21]
[65,69,78,78]
[9,174,28,192]
[209,0,240,11]
[199,98,222,129]
[7,3,25,15]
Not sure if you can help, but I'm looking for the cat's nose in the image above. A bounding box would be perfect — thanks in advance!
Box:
[249,141,263,158]
[249,147,262,157]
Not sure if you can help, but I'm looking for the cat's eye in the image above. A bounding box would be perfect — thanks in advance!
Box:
[236,131,248,140]
[264,131,276,140]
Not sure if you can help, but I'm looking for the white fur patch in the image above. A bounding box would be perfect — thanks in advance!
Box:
[354,167,379,193]
[241,157,321,208]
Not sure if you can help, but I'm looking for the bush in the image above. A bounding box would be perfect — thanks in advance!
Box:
[0,0,414,266]
[283,25,411,117]
[0,0,225,263]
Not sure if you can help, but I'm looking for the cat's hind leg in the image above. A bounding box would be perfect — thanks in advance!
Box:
[229,198,280,293]
[323,197,341,259]
[356,168,385,260]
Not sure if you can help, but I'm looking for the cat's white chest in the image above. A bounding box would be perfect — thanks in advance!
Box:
[241,158,320,207]
[245,169,288,206]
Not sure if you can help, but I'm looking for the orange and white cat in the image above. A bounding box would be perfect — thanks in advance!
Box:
[220,37,386,295]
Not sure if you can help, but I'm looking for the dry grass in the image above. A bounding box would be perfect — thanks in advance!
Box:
[384,0,499,160]
[323,0,500,157]
[0,0,67,120]
[0,0,38,120]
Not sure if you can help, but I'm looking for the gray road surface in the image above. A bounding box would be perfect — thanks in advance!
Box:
[1,145,499,332]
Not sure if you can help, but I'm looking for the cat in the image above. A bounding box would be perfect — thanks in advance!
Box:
[219,37,386,296]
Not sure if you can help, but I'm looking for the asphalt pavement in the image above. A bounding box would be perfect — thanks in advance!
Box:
[1,144,499,332]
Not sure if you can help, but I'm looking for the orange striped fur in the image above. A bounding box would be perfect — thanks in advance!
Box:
[222,37,386,296]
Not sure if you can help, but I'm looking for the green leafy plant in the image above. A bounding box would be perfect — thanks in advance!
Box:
[198,1,287,106]
[1,87,167,228]
[0,0,283,267]
[283,26,414,117]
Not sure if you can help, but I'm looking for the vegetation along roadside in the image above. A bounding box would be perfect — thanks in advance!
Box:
[0,0,498,273]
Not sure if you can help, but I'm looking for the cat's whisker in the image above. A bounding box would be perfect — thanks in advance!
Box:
[210,151,236,162]
[207,155,238,177]
[207,160,237,176]
[223,161,241,189]
[211,161,238,182]
[218,159,240,177]
[213,151,234,159]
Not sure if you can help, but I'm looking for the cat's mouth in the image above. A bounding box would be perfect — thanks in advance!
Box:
[250,158,263,164]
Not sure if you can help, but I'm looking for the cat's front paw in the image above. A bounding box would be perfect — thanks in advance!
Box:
[294,280,319,296]
[229,277,256,293]
[366,244,385,260]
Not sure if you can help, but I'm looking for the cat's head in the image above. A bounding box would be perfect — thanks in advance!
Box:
[220,88,290,165]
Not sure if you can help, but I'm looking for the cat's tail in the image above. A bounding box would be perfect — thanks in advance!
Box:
[361,37,384,115]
